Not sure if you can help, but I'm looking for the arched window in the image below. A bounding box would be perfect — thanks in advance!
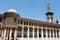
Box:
[43,29,46,37]
[34,28,37,37]
[17,26,22,37]
[29,27,33,37]
[23,27,28,38]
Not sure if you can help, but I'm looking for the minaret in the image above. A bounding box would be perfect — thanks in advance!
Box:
[46,3,54,23]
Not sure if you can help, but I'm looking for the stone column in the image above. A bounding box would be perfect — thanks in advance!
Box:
[27,27,29,38]
[9,29,12,40]
[22,27,24,38]
[59,30,60,38]
[37,28,39,40]
[4,29,6,40]
[14,29,17,40]
[33,27,34,40]
[41,28,43,38]
[37,28,39,38]
[7,29,9,40]
[27,27,29,40]
[46,29,48,37]
[41,28,43,40]
[46,29,48,40]
[56,30,57,38]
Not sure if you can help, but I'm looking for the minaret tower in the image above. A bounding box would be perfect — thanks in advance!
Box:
[46,3,54,23]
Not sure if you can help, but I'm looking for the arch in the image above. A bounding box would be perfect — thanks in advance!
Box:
[24,26,28,32]
[29,27,33,37]
[18,26,22,31]
[29,27,33,32]
[47,29,50,37]
[34,28,37,32]
[43,29,46,37]
[51,30,53,37]
[39,28,41,32]
[23,26,28,38]
[34,28,37,37]
[17,26,22,37]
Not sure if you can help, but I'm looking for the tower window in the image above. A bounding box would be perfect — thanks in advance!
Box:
[47,17,49,19]
[51,17,53,19]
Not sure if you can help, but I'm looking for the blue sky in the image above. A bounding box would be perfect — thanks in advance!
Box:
[0,0,60,23]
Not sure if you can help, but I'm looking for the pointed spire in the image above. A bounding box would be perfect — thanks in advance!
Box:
[47,3,51,12]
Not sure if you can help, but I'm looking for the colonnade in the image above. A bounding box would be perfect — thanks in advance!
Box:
[17,26,60,38]
[0,28,17,40]
[0,26,60,40]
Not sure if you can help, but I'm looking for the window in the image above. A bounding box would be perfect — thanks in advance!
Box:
[29,27,33,37]
[17,26,22,37]
[29,22,33,26]
[23,27,28,38]
[18,21,23,25]
[34,23,37,26]
[51,17,53,20]
[34,28,37,37]
[47,17,49,19]
[24,21,28,25]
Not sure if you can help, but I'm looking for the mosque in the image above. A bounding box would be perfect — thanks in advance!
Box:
[0,3,60,40]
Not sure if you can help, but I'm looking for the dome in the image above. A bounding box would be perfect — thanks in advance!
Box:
[7,9,17,13]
